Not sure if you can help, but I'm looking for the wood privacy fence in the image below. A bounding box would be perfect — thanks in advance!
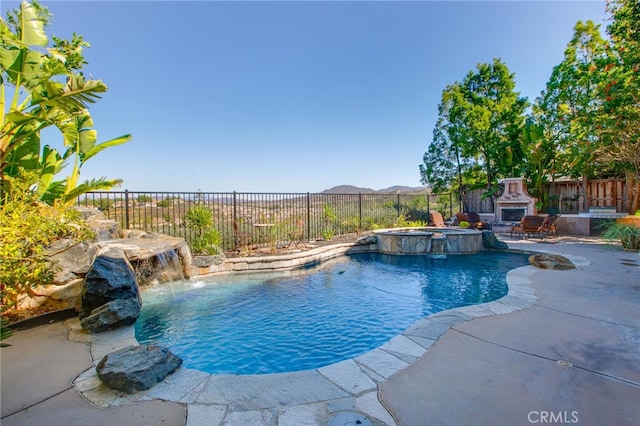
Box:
[77,191,454,251]
[464,178,629,214]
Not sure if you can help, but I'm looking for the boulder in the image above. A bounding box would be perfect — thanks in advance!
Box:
[73,207,121,242]
[79,247,140,319]
[528,254,576,270]
[88,220,122,242]
[96,345,182,393]
[192,254,225,268]
[73,206,108,221]
[355,235,377,245]
[46,239,98,284]
[482,230,509,250]
[18,278,85,311]
[80,298,141,333]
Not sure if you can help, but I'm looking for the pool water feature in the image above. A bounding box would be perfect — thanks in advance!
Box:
[375,227,483,255]
[135,251,530,375]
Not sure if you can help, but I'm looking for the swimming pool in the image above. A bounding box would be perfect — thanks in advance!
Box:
[134,251,530,375]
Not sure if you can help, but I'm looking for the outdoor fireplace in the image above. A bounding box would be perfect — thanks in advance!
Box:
[495,177,536,222]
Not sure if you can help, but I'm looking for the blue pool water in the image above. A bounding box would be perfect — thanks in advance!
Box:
[134,252,530,375]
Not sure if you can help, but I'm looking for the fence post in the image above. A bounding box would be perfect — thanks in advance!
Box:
[124,190,130,229]
[306,192,310,240]
[233,191,237,225]
[396,194,400,217]
[358,193,362,230]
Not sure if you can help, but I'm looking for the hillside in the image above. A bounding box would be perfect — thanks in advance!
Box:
[322,185,428,194]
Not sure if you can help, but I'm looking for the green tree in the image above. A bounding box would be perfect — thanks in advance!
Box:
[421,59,528,207]
[521,118,557,211]
[533,20,610,180]
[1,0,131,205]
[592,0,640,212]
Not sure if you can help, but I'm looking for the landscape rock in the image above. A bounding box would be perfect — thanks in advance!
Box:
[73,206,108,221]
[88,220,122,242]
[192,254,226,268]
[46,239,98,284]
[79,247,140,319]
[80,298,141,333]
[482,230,509,250]
[18,278,85,311]
[97,234,192,282]
[528,254,576,270]
[355,235,378,245]
[96,345,183,393]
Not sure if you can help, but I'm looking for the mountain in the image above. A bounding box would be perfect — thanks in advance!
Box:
[378,185,428,194]
[322,185,377,194]
[322,185,428,194]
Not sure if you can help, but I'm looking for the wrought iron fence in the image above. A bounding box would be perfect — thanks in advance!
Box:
[77,190,454,251]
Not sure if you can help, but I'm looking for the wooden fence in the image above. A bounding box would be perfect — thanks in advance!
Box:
[464,178,629,214]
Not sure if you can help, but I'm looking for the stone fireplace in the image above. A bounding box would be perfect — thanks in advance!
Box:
[495,177,536,223]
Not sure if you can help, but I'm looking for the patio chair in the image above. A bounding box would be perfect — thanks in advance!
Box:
[233,221,254,251]
[538,214,559,238]
[287,219,306,248]
[430,211,447,228]
[510,215,545,239]
[456,212,491,230]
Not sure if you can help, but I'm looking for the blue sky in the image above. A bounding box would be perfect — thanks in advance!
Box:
[3,1,608,193]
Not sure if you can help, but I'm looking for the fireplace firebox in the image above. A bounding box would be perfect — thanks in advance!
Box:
[502,208,526,222]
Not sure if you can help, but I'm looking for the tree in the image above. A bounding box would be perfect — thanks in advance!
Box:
[533,20,611,181]
[593,0,640,212]
[521,118,557,211]
[1,0,132,205]
[534,6,640,213]
[420,59,528,209]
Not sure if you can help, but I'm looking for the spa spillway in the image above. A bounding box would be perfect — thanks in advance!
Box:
[375,227,483,255]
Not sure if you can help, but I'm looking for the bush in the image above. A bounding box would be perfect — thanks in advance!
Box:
[192,229,223,255]
[0,172,94,311]
[184,205,222,255]
[601,221,640,250]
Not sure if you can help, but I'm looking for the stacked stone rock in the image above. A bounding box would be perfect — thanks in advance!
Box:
[79,246,142,333]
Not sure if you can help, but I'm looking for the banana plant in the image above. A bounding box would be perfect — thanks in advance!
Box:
[1,1,131,205]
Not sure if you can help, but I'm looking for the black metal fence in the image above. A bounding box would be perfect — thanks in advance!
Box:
[77,190,455,251]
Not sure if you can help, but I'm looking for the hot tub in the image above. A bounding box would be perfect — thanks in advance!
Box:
[374,227,483,255]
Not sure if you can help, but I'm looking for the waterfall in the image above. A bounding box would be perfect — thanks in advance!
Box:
[135,249,186,285]
[430,234,447,257]
[155,249,186,283]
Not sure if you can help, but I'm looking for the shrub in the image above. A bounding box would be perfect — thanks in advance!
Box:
[192,229,223,255]
[185,205,213,235]
[0,171,94,311]
[184,205,222,255]
[601,221,640,250]
[322,227,335,241]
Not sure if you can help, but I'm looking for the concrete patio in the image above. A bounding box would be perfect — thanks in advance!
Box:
[1,235,639,425]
